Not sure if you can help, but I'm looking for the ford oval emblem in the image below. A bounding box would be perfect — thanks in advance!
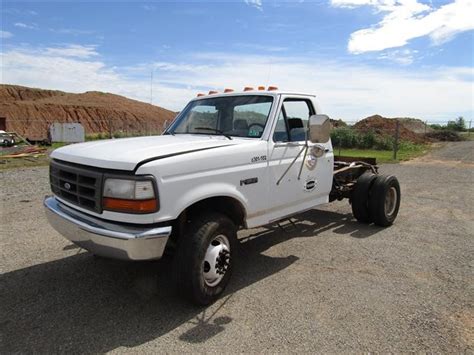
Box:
[64,182,71,190]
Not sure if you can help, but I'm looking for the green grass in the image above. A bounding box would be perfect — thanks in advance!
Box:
[335,144,430,163]
[459,132,474,141]
[51,142,69,149]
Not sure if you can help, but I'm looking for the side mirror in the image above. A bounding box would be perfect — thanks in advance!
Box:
[309,114,331,143]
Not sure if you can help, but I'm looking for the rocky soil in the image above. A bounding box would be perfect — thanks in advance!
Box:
[0,85,177,140]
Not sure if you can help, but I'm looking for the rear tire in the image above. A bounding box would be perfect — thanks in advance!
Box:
[368,175,401,227]
[175,212,237,306]
[351,173,377,223]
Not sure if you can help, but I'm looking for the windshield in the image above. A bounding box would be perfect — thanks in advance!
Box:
[167,95,274,139]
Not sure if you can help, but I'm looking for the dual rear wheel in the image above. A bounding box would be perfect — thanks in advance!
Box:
[351,173,401,227]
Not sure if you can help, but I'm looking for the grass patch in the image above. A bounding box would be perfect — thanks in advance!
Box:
[0,154,50,170]
[51,142,69,149]
[459,132,474,141]
[335,144,430,164]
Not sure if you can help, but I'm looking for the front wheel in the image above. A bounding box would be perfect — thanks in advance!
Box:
[175,212,237,305]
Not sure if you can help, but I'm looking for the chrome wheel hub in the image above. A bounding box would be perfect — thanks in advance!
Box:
[203,234,230,287]
[384,186,397,217]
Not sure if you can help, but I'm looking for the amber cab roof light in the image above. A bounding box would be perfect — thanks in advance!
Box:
[258,86,265,91]
[196,93,205,97]
[267,86,278,91]
[224,88,234,93]
[208,90,218,95]
[243,86,254,92]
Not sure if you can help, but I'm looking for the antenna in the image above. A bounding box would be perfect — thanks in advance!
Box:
[266,61,273,87]
[150,70,153,105]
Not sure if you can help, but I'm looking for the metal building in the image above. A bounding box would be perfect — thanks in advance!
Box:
[49,123,85,143]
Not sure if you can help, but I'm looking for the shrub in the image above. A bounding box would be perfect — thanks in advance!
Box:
[426,130,463,141]
[331,128,359,148]
[359,131,376,149]
[373,135,394,150]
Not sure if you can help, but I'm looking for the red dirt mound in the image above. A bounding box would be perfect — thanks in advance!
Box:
[0,85,177,140]
[354,115,425,143]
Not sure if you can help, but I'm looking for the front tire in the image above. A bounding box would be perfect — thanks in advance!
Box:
[175,212,237,305]
[368,175,401,227]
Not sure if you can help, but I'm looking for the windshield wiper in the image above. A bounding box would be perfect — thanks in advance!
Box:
[194,127,233,140]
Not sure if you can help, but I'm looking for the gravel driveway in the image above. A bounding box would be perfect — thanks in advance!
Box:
[1,142,472,353]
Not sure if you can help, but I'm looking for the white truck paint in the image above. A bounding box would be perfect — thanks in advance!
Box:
[47,91,333,228]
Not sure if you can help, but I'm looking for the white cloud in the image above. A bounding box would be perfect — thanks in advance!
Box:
[14,22,37,30]
[0,31,13,39]
[331,0,474,53]
[235,43,288,52]
[44,45,99,59]
[49,28,95,35]
[244,0,263,10]
[378,48,418,65]
[1,46,472,121]
[142,4,156,11]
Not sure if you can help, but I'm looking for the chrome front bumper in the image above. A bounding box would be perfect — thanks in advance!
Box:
[44,196,172,261]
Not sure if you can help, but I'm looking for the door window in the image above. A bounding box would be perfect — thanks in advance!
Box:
[273,111,290,142]
[273,99,314,142]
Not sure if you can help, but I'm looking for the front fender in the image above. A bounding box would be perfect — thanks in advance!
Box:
[159,181,249,222]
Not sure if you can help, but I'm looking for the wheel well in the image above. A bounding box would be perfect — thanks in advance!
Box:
[166,196,246,250]
[185,196,246,228]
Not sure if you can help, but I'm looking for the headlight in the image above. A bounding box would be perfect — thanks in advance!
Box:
[103,178,158,213]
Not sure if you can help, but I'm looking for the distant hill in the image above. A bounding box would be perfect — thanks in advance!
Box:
[0,85,177,140]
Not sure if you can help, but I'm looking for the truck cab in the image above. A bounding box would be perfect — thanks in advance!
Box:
[44,88,400,305]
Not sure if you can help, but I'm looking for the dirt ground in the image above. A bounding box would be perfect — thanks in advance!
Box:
[1,142,473,353]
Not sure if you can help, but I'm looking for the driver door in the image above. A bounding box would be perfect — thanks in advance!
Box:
[268,97,333,221]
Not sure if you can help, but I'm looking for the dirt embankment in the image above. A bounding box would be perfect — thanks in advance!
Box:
[0,85,177,140]
[354,115,427,143]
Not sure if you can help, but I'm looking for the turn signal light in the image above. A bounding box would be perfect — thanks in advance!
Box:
[243,86,254,91]
[103,198,158,214]
[268,86,278,91]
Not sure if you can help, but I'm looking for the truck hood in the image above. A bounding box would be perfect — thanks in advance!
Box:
[51,135,238,171]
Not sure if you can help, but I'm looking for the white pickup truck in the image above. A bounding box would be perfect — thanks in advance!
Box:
[44,88,401,305]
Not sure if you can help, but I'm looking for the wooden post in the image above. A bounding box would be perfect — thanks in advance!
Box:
[108,118,113,139]
[393,119,399,160]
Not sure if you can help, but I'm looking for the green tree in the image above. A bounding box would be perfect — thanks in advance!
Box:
[447,116,465,131]
[456,116,466,131]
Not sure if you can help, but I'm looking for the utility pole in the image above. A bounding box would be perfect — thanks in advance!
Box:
[108,117,113,139]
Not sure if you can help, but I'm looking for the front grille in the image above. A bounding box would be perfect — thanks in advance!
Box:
[50,160,103,213]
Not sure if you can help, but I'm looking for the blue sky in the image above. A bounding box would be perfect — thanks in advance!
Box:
[1,0,473,121]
